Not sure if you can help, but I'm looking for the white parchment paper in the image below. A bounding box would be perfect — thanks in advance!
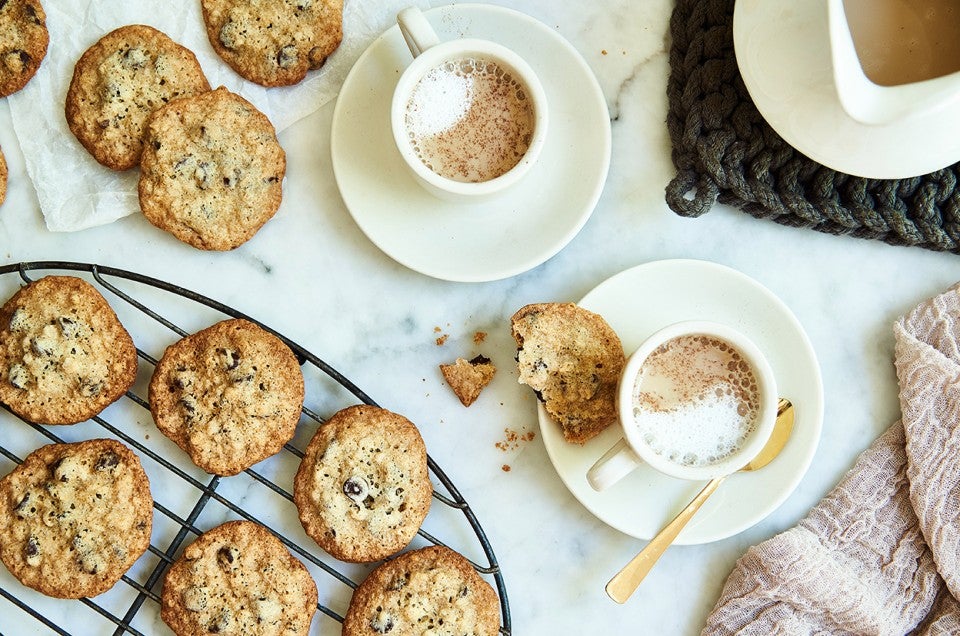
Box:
[7,0,428,231]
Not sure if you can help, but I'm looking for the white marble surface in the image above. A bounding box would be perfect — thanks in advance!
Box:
[1,1,960,634]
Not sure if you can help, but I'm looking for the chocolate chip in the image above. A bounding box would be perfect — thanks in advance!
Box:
[57,316,79,338]
[4,50,29,73]
[8,364,28,389]
[14,492,33,517]
[276,45,298,69]
[30,336,54,356]
[370,614,394,633]
[0,1,9,11]
[194,162,212,190]
[122,47,148,70]
[179,396,197,417]
[25,536,39,559]
[95,452,119,471]
[8,308,27,332]
[217,347,240,370]
[217,546,238,570]
[469,354,492,365]
[24,3,42,25]
[308,46,327,69]
[79,378,103,397]
[218,22,237,49]
[342,476,369,503]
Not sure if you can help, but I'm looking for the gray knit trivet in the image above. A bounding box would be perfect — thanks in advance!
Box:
[665,0,960,253]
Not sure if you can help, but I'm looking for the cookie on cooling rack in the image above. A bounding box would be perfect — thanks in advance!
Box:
[0,0,48,99]
[0,439,153,599]
[343,545,500,636]
[65,24,211,170]
[510,302,625,445]
[293,404,432,563]
[138,86,286,251]
[161,520,317,636]
[0,275,139,425]
[149,318,304,476]
[200,0,343,87]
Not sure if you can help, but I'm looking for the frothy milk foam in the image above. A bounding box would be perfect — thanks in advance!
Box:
[404,57,535,183]
[631,335,760,468]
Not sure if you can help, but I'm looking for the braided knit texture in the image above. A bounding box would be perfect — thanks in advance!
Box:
[665,0,960,253]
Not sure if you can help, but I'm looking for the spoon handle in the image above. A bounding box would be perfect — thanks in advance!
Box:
[605,475,727,603]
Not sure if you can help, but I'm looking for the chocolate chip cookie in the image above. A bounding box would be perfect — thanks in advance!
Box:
[65,24,211,170]
[0,276,139,425]
[293,405,432,563]
[440,355,496,407]
[138,86,286,251]
[511,303,625,444]
[161,520,317,636]
[0,144,7,207]
[0,439,153,599]
[149,318,304,476]
[343,545,500,636]
[200,0,343,87]
[0,0,48,98]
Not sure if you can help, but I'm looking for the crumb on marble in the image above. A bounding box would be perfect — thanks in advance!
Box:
[473,331,487,344]
[502,464,511,472]
[495,428,536,452]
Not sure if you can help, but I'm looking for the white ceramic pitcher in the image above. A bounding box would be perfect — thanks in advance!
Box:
[828,0,960,125]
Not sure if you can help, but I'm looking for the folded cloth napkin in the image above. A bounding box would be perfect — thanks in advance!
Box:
[703,284,960,634]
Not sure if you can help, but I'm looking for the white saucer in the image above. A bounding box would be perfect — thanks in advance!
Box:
[330,4,611,282]
[538,259,823,544]
[733,0,960,179]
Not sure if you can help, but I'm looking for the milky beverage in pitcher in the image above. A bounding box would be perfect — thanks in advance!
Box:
[842,0,960,86]
[630,334,761,468]
[403,57,535,183]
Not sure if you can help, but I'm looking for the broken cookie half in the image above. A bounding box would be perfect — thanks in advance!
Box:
[440,355,496,407]
[510,302,625,444]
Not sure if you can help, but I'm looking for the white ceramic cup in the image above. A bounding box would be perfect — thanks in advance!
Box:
[391,6,548,202]
[587,320,778,491]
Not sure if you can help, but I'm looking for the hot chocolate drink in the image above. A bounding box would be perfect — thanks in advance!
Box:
[403,56,535,183]
[630,334,761,468]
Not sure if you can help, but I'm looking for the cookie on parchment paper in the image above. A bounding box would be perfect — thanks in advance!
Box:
[0,144,6,207]
[510,302,625,444]
[138,86,286,251]
[293,404,432,563]
[160,520,318,636]
[0,0,49,99]
[148,318,304,476]
[0,275,139,425]
[343,545,500,636]
[0,439,153,599]
[200,0,343,87]
[65,24,211,171]
[440,355,496,407]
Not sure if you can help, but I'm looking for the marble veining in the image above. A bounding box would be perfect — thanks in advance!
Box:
[2,1,960,634]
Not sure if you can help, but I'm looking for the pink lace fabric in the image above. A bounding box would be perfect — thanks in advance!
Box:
[703,284,960,635]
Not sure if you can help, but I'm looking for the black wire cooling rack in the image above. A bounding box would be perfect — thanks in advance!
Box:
[0,261,511,636]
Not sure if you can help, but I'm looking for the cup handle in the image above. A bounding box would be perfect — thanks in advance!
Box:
[397,6,441,58]
[587,438,642,491]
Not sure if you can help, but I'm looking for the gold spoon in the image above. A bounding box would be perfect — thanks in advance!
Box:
[605,398,796,603]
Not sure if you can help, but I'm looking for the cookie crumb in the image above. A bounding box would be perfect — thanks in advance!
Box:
[435,334,448,346]
[495,428,536,452]
[473,331,487,344]
[502,464,511,472]
[440,355,496,407]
